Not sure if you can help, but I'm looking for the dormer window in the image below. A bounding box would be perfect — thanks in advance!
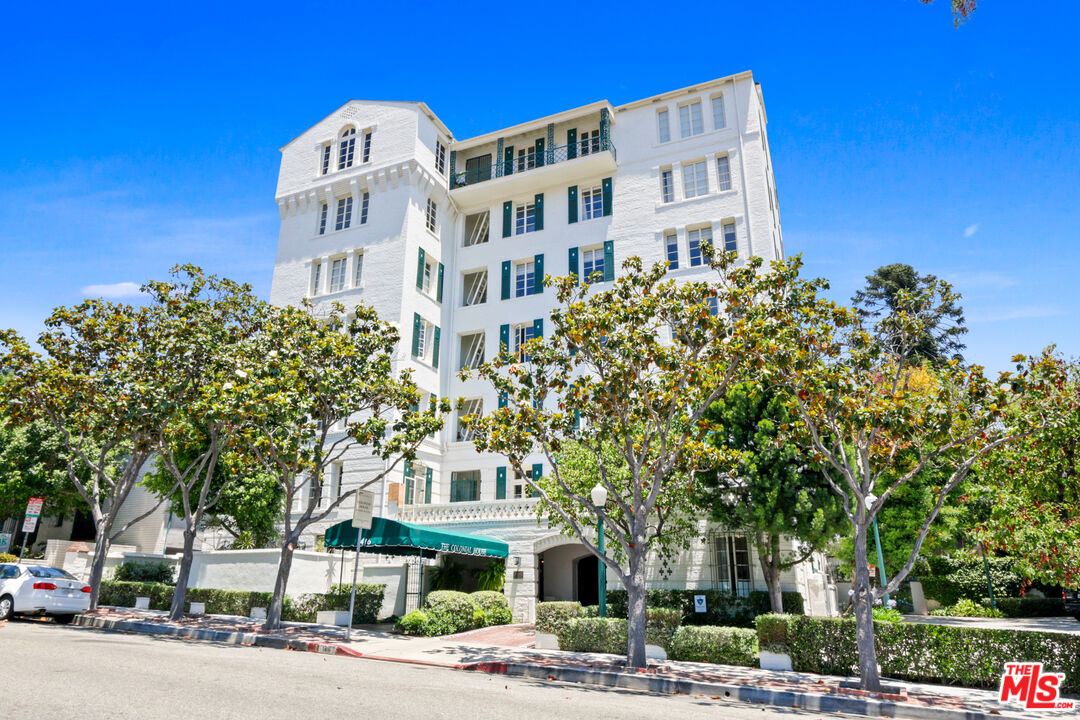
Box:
[338,127,357,170]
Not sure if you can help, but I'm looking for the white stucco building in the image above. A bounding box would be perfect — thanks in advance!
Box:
[269,71,835,620]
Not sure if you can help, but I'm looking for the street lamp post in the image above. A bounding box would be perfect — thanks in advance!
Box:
[591,483,608,618]
[865,493,890,608]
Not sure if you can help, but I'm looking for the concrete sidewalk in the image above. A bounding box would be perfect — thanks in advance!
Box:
[74,608,1073,720]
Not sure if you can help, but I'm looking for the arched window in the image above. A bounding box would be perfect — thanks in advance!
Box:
[337,127,356,170]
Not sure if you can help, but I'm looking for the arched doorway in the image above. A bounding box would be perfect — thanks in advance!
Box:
[576,554,599,606]
[536,542,595,603]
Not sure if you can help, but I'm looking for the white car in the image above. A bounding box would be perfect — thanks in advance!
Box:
[0,564,90,623]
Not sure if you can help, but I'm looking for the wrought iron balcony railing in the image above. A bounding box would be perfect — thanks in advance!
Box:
[451,138,616,189]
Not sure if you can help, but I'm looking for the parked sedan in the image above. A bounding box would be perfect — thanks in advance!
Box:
[0,564,90,623]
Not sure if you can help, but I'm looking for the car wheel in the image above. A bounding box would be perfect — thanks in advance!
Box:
[52,614,76,625]
[0,595,13,621]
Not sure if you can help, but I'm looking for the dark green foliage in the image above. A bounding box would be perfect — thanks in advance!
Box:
[852,263,967,364]
[471,590,511,627]
[992,597,1067,618]
[668,626,759,666]
[755,614,1080,692]
[428,559,466,591]
[96,580,383,624]
[535,601,586,637]
[644,607,682,652]
[473,560,506,592]
[113,562,175,585]
[916,555,1022,606]
[394,609,429,635]
[420,590,477,635]
[0,418,98,521]
[605,589,803,628]
[558,617,628,654]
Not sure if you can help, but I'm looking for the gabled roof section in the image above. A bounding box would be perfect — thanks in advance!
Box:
[614,70,754,112]
[279,100,454,151]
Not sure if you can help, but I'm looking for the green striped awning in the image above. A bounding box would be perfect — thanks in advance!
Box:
[323,517,509,559]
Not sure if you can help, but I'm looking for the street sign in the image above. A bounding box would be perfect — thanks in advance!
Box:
[869,565,877,578]
[0,533,11,554]
[25,497,44,517]
[352,491,374,530]
[694,594,707,613]
[22,515,39,533]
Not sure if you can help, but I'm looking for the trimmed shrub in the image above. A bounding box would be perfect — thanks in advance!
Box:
[934,598,1006,618]
[395,609,430,635]
[755,613,790,653]
[560,617,628,654]
[98,581,176,610]
[669,625,759,666]
[423,590,479,635]
[916,555,1021,606]
[645,607,682,652]
[0,553,19,563]
[606,589,803,628]
[535,601,585,637]
[470,591,509,613]
[872,607,903,623]
[291,583,385,625]
[755,614,1080,692]
[992,597,1068,618]
[113,561,175,584]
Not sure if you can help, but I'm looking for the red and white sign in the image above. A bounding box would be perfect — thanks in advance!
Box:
[25,497,44,517]
[999,663,1074,710]
[22,515,39,533]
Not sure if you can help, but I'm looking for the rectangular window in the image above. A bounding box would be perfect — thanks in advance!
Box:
[422,260,434,294]
[581,247,605,283]
[450,470,480,503]
[435,141,447,175]
[353,253,364,287]
[712,95,726,130]
[362,131,372,163]
[581,186,603,221]
[513,323,536,362]
[658,109,671,143]
[318,203,328,235]
[679,101,704,138]
[335,196,353,231]
[512,467,533,499]
[338,130,356,170]
[456,398,483,442]
[416,319,428,359]
[464,211,490,246]
[311,261,322,295]
[425,198,437,233]
[515,202,536,235]
[665,232,679,269]
[660,169,674,203]
[579,128,600,156]
[329,257,346,293]
[714,535,752,596]
[516,146,537,172]
[723,221,737,254]
[687,226,711,266]
[716,155,732,191]
[514,260,535,298]
[321,144,332,175]
[330,463,343,501]
[683,160,708,199]
[359,192,369,224]
[462,270,487,307]
[458,331,485,371]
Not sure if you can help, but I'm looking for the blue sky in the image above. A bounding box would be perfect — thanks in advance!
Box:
[1,1,1077,373]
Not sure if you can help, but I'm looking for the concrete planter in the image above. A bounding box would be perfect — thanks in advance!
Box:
[534,632,559,650]
[316,610,351,627]
[759,649,793,671]
[249,607,267,620]
[134,597,150,610]
[189,602,206,615]
[645,644,667,661]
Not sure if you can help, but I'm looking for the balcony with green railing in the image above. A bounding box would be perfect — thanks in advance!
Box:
[450,137,617,190]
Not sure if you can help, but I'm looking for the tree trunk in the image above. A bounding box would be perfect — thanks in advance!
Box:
[625,547,648,669]
[264,534,297,630]
[852,522,881,691]
[86,520,112,612]
[169,524,198,621]
[757,533,785,614]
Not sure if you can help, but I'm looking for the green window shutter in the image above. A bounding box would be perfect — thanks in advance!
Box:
[504,146,514,176]
[532,253,544,295]
[601,177,613,216]
[424,468,433,504]
[501,260,511,300]
[573,409,581,431]
[498,391,508,409]
[603,241,615,282]
[432,326,441,368]
[568,247,579,280]
[502,201,512,238]
[411,313,421,356]
[416,248,426,290]
[535,138,545,167]
[533,318,543,339]
[436,263,444,303]
[567,185,578,224]
[534,193,544,231]
[496,467,507,500]
[499,323,510,354]
[567,128,577,159]
[530,463,543,497]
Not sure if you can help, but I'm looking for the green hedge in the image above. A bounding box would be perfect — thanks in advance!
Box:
[113,561,175,585]
[645,607,682,652]
[605,589,803,628]
[560,617,628,654]
[669,625,759,666]
[97,580,384,624]
[916,556,1021,606]
[394,590,512,636]
[992,597,1068,618]
[755,614,1080,692]
[536,601,586,637]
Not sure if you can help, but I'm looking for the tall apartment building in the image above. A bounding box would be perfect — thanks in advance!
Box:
[270,71,834,620]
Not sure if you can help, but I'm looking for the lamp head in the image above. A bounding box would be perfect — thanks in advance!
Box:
[864,493,878,510]
[590,483,608,508]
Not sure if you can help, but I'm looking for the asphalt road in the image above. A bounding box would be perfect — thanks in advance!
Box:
[3,619,842,720]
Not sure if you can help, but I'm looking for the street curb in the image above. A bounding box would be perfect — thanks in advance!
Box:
[73,615,1026,720]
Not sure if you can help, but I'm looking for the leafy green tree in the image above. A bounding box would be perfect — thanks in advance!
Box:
[236,301,448,630]
[463,251,820,668]
[769,275,1077,691]
[852,264,967,365]
[695,382,846,613]
[0,417,89,526]
[0,302,178,609]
